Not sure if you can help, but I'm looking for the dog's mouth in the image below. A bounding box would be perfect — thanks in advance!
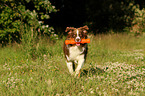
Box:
[76,43,80,46]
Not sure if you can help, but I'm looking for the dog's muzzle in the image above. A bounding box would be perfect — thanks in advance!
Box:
[75,37,81,46]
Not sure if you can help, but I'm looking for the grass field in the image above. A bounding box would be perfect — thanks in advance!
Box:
[0,34,145,95]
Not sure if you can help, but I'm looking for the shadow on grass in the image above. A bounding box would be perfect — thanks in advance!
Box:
[81,67,105,77]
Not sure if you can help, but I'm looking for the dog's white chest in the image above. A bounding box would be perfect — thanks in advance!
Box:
[68,46,84,61]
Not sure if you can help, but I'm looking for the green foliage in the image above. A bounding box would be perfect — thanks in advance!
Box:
[20,24,58,59]
[124,2,145,36]
[0,5,21,43]
[0,0,57,45]
[131,4,145,35]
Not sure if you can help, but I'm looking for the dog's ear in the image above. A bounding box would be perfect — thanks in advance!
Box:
[79,25,89,34]
[82,25,89,30]
[65,27,75,33]
[65,27,70,32]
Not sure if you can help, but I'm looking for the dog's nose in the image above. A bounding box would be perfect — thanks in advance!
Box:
[75,37,81,42]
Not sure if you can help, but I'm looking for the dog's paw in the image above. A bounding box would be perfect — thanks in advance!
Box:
[74,71,81,78]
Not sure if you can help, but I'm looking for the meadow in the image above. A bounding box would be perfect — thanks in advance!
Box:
[0,34,145,96]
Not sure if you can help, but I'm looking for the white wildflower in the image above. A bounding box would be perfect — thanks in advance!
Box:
[90,90,94,94]
[55,94,60,96]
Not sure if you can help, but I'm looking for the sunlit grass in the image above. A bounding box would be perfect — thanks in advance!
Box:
[0,33,145,95]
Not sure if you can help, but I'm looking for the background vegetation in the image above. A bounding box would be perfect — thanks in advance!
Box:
[0,0,145,95]
[49,0,145,34]
[1,0,145,44]
[0,0,57,45]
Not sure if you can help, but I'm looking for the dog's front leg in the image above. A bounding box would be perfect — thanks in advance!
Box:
[66,61,74,75]
[75,58,85,77]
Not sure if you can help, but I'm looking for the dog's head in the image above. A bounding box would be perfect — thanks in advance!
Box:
[65,25,89,46]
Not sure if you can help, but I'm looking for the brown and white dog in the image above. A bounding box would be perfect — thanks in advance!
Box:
[63,25,89,77]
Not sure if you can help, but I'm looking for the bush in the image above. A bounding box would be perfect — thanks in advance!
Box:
[124,2,145,36]
[0,0,57,45]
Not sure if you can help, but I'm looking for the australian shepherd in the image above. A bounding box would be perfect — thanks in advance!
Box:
[63,25,89,77]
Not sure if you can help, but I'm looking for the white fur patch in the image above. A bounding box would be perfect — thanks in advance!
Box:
[66,61,74,75]
[75,29,81,42]
[76,29,79,37]
[68,46,84,61]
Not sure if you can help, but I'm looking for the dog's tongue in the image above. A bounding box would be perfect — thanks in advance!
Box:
[76,43,80,46]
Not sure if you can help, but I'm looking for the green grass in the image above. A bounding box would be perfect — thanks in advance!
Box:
[0,34,145,95]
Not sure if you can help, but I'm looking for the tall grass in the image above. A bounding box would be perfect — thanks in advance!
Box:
[0,33,145,95]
